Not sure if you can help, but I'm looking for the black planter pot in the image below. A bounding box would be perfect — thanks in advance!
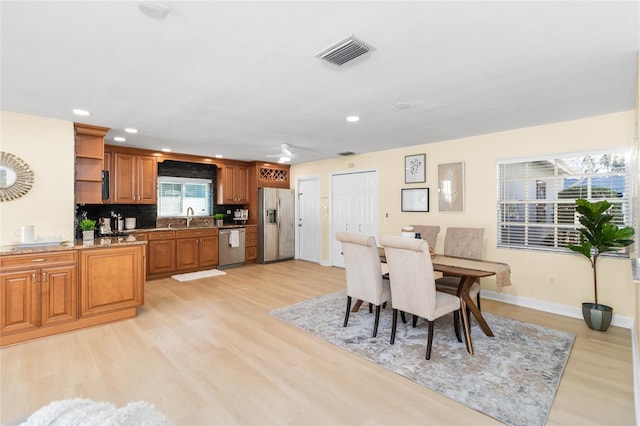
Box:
[581,302,613,331]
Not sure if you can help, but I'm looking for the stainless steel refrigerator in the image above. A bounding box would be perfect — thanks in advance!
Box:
[258,188,295,263]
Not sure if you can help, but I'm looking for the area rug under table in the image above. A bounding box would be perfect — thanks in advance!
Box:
[269,290,575,426]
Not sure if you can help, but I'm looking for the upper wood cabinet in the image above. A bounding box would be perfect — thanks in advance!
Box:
[102,151,112,204]
[217,164,249,204]
[253,162,290,189]
[75,123,109,204]
[112,152,157,204]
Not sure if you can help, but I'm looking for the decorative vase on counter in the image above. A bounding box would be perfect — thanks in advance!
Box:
[82,230,94,242]
[216,219,223,226]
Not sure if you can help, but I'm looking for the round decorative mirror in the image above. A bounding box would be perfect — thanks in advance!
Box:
[0,151,35,202]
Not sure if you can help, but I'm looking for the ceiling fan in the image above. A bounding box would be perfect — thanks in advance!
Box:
[266,143,293,163]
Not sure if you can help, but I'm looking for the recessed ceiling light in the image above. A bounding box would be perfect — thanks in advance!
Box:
[124,128,138,134]
[113,136,126,142]
[139,0,171,19]
[215,154,223,158]
[394,102,411,110]
[161,148,172,152]
[279,157,291,163]
[72,109,91,116]
[346,115,360,122]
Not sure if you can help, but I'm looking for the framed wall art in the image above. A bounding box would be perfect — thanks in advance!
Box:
[404,154,426,184]
[401,188,429,212]
[438,161,464,212]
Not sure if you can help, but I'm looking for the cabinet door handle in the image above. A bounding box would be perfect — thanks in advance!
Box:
[42,272,47,282]
[32,273,37,282]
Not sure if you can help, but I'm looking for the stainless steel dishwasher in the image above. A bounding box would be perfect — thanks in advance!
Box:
[218,228,245,268]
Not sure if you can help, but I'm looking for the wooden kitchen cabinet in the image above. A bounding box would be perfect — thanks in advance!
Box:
[75,123,109,204]
[129,231,148,279]
[79,245,145,317]
[0,251,77,337]
[245,224,258,263]
[112,152,157,204]
[217,164,249,204]
[176,228,219,271]
[148,231,176,275]
[102,150,112,204]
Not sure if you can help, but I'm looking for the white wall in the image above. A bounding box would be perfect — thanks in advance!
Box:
[291,111,636,317]
[0,111,75,246]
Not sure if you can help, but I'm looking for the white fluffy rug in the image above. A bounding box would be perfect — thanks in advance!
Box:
[19,398,170,425]
[171,269,226,282]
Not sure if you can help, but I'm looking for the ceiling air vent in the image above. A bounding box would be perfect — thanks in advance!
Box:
[338,151,355,156]
[316,35,372,66]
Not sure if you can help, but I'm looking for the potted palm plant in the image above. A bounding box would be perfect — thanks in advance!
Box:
[568,198,635,331]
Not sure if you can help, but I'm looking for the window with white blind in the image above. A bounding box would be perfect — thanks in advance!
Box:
[497,149,632,256]
[157,176,212,217]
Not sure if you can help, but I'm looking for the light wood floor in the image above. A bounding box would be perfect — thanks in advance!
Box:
[0,260,634,425]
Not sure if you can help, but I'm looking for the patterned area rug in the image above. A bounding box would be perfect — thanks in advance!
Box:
[269,290,575,426]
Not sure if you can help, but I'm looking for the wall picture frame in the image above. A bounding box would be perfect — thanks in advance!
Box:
[438,161,464,212]
[404,154,426,184]
[401,188,429,212]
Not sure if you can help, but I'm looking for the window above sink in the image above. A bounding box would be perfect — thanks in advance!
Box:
[157,176,212,217]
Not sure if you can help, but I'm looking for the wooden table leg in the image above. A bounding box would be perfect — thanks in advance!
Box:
[456,275,494,337]
[465,294,494,337]
[351,299,363,312]
[459,298,474,355]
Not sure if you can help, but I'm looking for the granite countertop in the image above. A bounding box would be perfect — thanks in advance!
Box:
[0,224,256,256]
[0,236,146,256]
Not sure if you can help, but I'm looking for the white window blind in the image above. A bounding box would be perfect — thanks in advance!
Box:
[497,149,631,256]
[157,177,212,217]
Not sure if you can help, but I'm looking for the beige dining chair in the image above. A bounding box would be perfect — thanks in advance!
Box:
[435,227,485,310]
[336,231,391,338]
[380,235,463,360]
[411,225,440,252]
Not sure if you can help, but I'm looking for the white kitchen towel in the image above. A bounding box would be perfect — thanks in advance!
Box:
[229,230,240,248]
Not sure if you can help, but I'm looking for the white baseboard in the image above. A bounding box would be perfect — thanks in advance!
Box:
[481,290,634,329]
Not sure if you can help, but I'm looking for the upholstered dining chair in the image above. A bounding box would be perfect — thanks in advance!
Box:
[435,227,485,310]
[411,225,440,252]
[380,235,463,360]
[335,231,391,338]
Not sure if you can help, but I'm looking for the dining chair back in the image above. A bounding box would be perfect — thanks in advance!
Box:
[411,225,440,251]
[380,235,462,359]
[335,231,391,337]
[437,227,485,309]
[442,227,484,259]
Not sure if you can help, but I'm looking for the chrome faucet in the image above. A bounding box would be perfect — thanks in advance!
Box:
[186,207,194,227]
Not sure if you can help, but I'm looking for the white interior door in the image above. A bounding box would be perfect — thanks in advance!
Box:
[331,170,378,267]
[296,177,321,263]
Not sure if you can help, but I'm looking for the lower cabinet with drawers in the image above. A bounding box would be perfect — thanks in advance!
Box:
[146,227,220,279]
[244,225,258,263]
[0,243,146,347]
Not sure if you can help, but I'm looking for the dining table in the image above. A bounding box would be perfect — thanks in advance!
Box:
[376,247,512,355]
